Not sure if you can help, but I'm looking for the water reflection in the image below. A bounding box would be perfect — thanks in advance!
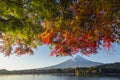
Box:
[0,74,119,80]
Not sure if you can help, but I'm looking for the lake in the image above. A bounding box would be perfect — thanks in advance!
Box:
[0,74,120,80]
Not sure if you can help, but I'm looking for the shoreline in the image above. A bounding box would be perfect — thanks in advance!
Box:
[0,73,119,77]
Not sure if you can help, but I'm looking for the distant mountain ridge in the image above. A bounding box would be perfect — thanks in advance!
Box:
[97,62,120,69]
[0,62,120,74]
[43,55,103,69]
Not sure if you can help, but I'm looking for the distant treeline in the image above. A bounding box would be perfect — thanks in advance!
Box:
[0,67,120,76]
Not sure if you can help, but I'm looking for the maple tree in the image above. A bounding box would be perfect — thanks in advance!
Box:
[0,0,120,56]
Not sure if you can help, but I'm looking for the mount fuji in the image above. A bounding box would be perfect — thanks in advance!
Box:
[43,55,103,69]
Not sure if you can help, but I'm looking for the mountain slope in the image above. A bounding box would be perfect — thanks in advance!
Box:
[44,55,103,69]
[97,62,120,69]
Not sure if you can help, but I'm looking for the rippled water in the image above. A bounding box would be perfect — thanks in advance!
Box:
[0,74,120,80]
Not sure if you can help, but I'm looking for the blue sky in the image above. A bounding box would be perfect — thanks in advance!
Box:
[0,43,120,70]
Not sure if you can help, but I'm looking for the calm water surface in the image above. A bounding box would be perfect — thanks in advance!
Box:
[0,74,120,80]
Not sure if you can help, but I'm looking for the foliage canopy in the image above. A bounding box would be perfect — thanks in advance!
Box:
[0,0,120,56]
